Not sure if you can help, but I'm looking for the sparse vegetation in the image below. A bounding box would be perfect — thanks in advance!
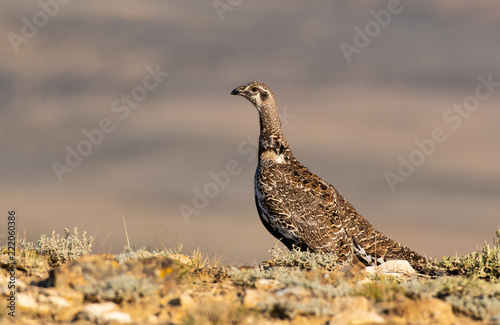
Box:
[7,243,50,275]
[5,227,500,324]
[232,266,351,298]
[183,297,250,325]
[437,227,500,280]
[429,277,500,323]
[14,227,93,268]
[267,242,343,271]
[80,274,157,303]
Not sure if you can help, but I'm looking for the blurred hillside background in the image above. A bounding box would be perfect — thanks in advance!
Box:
[1,1,499,265]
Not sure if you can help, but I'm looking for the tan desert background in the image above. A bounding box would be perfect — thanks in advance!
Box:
[1,1,499,265]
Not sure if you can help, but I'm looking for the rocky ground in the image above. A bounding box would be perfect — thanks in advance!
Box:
[2,245,500,325]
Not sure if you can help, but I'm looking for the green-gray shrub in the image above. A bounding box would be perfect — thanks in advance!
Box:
[19,227,93,266]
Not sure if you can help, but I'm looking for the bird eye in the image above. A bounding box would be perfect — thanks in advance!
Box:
[251,87,259,92]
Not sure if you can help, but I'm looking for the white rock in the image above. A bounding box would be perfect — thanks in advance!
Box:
[17,293,38,310]
[80,302,118,320]
[274,286,309,298]
[100,311,132,324]
[254,278,281,290]
[0,275,25,295]
[47,295,70,309]
[366,260,416,277]
[147,314,159,324]
[180,294,195,309]
[243,289,263,308]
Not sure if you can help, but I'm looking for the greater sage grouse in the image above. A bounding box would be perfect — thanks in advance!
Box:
[231,81,429,272]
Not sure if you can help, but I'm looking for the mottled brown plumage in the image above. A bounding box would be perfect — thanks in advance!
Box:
[230,81,428,272]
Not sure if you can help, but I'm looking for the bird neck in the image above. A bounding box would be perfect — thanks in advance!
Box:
[258,101,289,154]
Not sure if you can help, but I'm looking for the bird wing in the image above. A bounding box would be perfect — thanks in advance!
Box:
[268,159,354,255]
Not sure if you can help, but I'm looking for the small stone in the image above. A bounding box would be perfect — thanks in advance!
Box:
[17,279,28,292]
[101,311,132,324]
[274,286,309,298]
[2,277,27,293]
[147,314,159,324]
[254,278,281,290]
[47,295,70,309]
[366,260,416,277]
[243,289,263,308]
[168,297,181,306]
[79,302,118,321]
[330,310,385,325]
[18,293,38,310]
[180,294,195,309]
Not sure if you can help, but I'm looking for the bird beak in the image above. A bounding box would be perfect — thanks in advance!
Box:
[230,87,241,95]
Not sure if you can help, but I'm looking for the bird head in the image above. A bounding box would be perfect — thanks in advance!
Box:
[230,81,274,111]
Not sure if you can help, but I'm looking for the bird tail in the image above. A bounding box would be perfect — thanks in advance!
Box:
[353,230,429,273]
